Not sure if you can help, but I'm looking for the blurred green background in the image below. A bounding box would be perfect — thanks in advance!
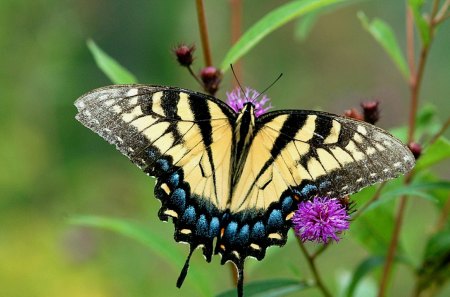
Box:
[0,0,449,297]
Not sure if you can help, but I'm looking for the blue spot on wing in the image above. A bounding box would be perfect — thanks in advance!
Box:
[169,173,180,187]
[196,215,209,237]
[237,225,250,245]
[181,206,196,225]
[170,188,186,212]
[281,197,294,214]
[224,222,238,240]
[209,217,220,237]
[251,222,265,240]
[268,210,283,229]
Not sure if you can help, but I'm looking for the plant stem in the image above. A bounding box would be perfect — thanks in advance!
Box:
[378,1,442,296]
[427,117,450,146]
[230,0,243,83]
[195,0,213,66]
[297,238,332,297]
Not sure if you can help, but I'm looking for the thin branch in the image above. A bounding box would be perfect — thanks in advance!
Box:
[427,117,450,147]
[230,0,243,83]
[195,0,213,66]
[378,1,443,295]
[406,7,416,78]
[311,244,330,260]
[187,65,204,87]
[297,238,332,297]
[434,0,449,23]
[435,12,450,24]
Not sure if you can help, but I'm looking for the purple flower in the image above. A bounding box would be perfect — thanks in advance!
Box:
[226,87,272,117]
[292,197,350,244]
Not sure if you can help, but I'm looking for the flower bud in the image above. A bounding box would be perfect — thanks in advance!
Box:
[200,66,222,95]
[408,142,422,159]
[361,101,380,124]
[174,44,195,67]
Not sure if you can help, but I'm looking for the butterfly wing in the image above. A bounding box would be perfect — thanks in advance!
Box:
[75,85,237,260]
[221,110,415,259]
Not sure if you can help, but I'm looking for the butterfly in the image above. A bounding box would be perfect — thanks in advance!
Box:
[75,85,415,296]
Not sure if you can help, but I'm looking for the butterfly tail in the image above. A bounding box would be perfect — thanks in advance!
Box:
[237,262,244,297]
[176,247,195,288]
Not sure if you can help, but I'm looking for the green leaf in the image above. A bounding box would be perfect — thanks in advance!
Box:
[216,279,311,297]
[220,0,346,72]
[69,215,212,296]
[408,0,430,45]
[350,205,398,254]
[360,181,450,214]
[417,228,450,290]
[294,11,320,41]
[415,137,450,171]
[344,256,385,297]
[357,11,410,80]
[87,39,138,84]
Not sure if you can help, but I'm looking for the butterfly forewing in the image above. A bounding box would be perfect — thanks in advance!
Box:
[75,85,236,211]
[229,111,415,213]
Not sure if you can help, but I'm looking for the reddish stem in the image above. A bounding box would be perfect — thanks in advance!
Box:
[230,0,243,83]
[195,0,213,66]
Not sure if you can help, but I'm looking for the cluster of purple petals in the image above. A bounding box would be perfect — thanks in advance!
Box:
[226,87,272,117]
[292,197,350,244]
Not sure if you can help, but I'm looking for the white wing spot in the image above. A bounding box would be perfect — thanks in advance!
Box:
[393,162,402,168]
[116,136,123,143]
[383,168,389,172]
[112,105,122,113]
[103,128,111,133]
[129,96,139,105]
[356,178,364,183]
[104,99,116,107]
[370,173,377,177]
[84,110,91,117]
[357,125,368,135]
[341,185,349,191]
[126,88,139,97]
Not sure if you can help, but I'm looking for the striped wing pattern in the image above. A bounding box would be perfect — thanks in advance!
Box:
[230,111,415,213]
[75,85,415,296]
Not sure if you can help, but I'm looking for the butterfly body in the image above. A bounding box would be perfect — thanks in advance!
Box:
[75,85,415,296]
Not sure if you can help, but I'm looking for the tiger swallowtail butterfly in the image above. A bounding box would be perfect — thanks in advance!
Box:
[75,85,415,296]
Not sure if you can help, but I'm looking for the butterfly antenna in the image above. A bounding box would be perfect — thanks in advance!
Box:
[176,246,195,288]
[230,64,249,101]
[253,72,283,103]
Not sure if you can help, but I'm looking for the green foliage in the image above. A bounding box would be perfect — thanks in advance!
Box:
[220,0,346,71]
[69,216,213,297]
[408,0,431,45]
[216,279,311,297]
[417,227,450,292]
[415,137,450,171]
[343,256,385,297]
[87,39,138,84]
[357,11,410,80]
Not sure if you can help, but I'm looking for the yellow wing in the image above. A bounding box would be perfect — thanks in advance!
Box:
[230,111,415,213]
